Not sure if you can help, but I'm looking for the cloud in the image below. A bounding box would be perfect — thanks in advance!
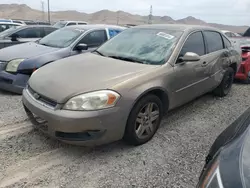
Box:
[2,0,250,25]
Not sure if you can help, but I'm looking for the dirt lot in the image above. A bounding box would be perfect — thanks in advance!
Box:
[0,83,249,188]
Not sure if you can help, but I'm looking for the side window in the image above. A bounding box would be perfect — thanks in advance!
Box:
[108,29,122,38]
[180,31,205,57]
[15,28,43,38]
[225,32,232,37]
[78,22,87,25]
[203,31,224,53]
[231,33,236,37]
[222,36,232,48]
[67,22,77,26]
[44,27,56,36]
[0,24,10,32]
[79,30,107,47]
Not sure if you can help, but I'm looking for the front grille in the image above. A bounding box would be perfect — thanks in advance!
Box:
[27,86,57,108]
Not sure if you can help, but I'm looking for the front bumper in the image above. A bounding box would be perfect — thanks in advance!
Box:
[0,70,29,94]
[22,89,127,146]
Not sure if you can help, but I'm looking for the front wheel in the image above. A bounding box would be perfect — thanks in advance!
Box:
[213,67,234,97]
[124,95,163,146]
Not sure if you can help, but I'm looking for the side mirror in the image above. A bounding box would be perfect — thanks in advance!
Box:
[75,43,88,51]
[179,52,201,62]
[10,33,19,41]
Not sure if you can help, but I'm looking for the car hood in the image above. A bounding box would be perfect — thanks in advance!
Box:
[0,42,60,61]
[29,53,157,103]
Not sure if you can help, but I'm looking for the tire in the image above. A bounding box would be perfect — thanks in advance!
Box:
[243,72,250,84]
[213,67,234,97]
[124,94,163,146]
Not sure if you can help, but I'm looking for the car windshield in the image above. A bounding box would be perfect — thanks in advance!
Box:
[54,21,67,28]
[38,27,84,48]
[96,28,183,65]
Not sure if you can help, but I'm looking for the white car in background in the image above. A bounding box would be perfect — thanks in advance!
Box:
[222,30,242,38]
[222,30,242,55]
[54,21,88,28]
[0,22,23,32]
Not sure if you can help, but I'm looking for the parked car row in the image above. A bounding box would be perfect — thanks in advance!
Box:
[53,20,88,28]
[0,22,23,32]
[0,23,249,187]
[0,25,125,93]
[0,18,50,25]
[0,25,57,49]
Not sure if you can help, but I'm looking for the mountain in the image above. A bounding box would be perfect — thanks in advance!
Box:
[0,4,248,33]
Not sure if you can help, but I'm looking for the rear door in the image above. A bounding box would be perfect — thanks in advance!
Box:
[203,30,230,88]
[172,31,211,106]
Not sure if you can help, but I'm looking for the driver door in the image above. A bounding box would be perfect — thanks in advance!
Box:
[171,31,210,107]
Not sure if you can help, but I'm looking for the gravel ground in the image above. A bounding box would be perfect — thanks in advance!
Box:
[0,83,249,188]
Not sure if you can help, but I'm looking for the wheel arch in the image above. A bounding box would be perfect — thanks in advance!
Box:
[128,87,170,116]
[229,62,238,75]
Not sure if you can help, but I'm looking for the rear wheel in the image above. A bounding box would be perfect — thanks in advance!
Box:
[213,67,234,97]
[124,95,163,146]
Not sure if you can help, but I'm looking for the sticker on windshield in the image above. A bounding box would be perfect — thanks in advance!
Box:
[157,32,174,40]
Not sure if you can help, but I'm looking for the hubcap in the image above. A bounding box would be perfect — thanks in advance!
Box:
[135,102,160,139]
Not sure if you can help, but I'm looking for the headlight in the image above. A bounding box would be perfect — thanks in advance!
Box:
[6,59,24,72]
[199,160,224,188]
[63,90,120,111]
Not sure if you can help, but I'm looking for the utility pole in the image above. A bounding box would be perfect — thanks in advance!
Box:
[47,0,51,23]
[41,1,45,21]
[148,5,153,24]
[116,12,120,25]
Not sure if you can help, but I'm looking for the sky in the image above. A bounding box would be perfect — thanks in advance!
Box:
[2,0,250,26]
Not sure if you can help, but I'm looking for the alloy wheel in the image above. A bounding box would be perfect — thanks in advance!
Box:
[135,102,160,139]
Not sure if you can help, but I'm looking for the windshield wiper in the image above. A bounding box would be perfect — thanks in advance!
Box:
[108,55,145,64]
[39,42,50,47]
[93,50,105,56]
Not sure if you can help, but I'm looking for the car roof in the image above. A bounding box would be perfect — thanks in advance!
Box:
[0,22,22,25]
[17,25,57,29]
[135,24,219,32]
[66,24,126,30]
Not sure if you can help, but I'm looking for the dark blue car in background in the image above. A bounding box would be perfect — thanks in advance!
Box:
[0,24,125,94]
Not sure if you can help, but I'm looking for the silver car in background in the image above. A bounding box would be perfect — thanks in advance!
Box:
[23,24,241,146]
